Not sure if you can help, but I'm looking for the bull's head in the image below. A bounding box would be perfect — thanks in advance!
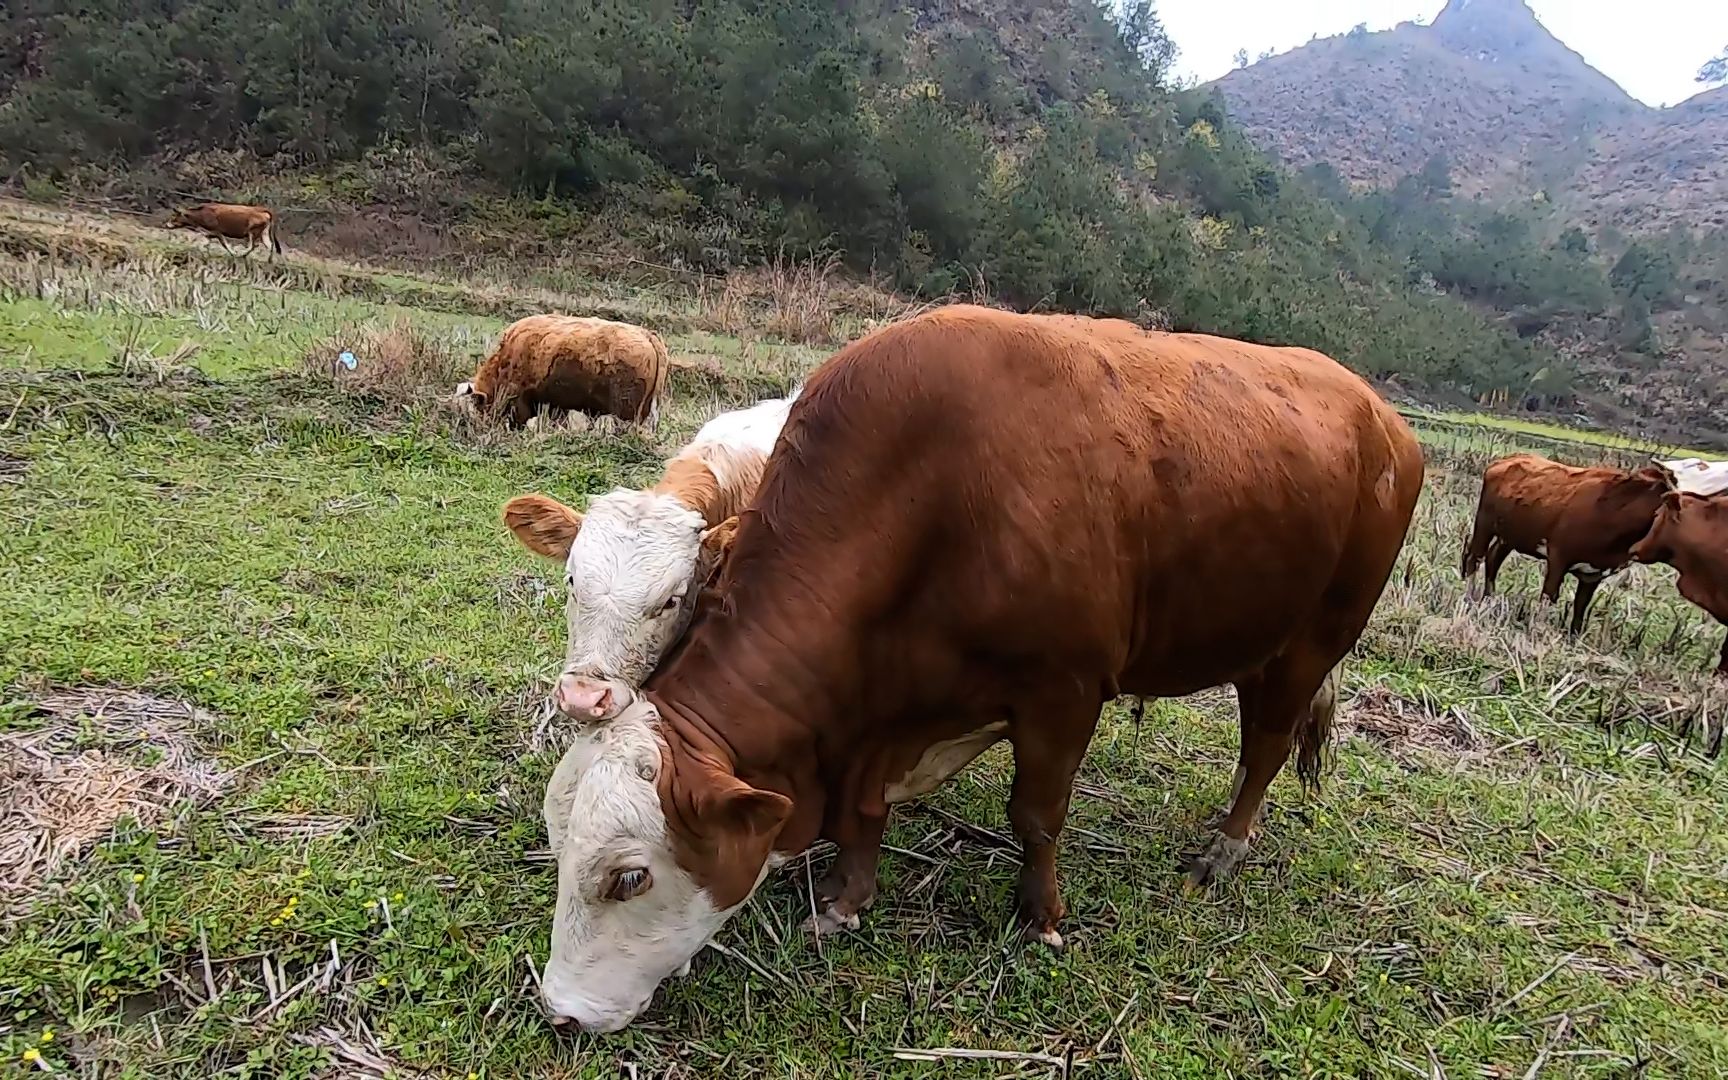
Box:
[503,491,738,718]
[536,699,789,1030]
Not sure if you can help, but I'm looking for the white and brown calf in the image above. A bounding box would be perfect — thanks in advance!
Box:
[501,390,797,717]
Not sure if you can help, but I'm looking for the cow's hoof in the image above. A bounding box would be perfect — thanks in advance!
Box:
[1025,924,1064,949]
[674,957,693,978]
[1185,833,1251,888]
[801,905,861,937]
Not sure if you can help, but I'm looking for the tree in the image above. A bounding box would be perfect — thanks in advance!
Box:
[1701,47,1728,86]
[1232,48,1249,70]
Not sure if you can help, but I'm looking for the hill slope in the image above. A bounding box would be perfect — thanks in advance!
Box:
[1211,0,1728,449]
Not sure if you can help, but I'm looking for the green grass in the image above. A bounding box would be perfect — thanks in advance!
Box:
[2,203,1726,1078]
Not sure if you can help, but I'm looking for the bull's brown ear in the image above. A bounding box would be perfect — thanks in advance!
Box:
[696,516,742,586]
[685,771,791,909]
[503,494,583,559]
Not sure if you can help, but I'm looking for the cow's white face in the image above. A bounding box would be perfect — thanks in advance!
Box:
[539,704,722,1031]
[539,701,789,1031]
[452,381,486,415]
[561,491,706,694]
[503,490,713,715]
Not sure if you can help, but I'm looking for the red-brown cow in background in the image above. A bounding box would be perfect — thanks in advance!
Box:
[166,202,281,260]
[453,314,669,429]
[1461,453,1673,635]
[1631,492,1728,676]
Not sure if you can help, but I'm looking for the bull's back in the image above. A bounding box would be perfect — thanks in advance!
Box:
[749,307,1419,694]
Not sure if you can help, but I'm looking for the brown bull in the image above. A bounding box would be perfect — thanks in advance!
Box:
[166,202,281,260]
[1461,453,1672,634]
[1632,492,1728,676]
[530,305,1426,1031]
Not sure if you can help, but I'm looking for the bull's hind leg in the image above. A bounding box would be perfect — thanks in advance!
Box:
[1188,654,1337,887]
[1482,539,1512,596]
[1568,574,1604,637]
[1007,700,1101,948]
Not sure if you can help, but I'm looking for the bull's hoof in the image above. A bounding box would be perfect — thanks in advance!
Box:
[1024,923,1065,949]
[801,904,862,937]
[1185,833,1251,888]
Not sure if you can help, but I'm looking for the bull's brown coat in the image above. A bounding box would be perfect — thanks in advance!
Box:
[1461,453,1672,635]
[464,314,669,428]
[1632,493,1728,675]
[639,306,1425,939]
[166,202,281,259]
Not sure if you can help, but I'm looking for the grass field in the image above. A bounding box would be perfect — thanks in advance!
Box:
[3,199,1727,1079]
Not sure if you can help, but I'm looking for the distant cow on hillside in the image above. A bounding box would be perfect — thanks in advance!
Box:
[453,315,669,429]
[1462,453,1673,634]
[166,202,281,260]
[1632,492,1728,676]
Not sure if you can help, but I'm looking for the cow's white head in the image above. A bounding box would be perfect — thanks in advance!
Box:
[503,490,737,718]
[538,699,790,1030]
[452,380,487,415]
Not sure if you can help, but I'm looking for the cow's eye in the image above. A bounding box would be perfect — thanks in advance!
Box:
[606,867,652,901]
[660,594,682,613]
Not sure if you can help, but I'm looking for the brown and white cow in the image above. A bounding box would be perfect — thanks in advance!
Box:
[1631,492,1728,676]
[166,202,281,260]
[453,314,669,429]
[532,306,1425,1031]
[1461,453,1674,635]
[502,390,796,716]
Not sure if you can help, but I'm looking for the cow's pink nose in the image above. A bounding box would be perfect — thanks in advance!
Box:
[556,674,614,719]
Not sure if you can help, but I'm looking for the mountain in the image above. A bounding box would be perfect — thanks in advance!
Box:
[1211,0,1642,199]
[1211,0,1728,449]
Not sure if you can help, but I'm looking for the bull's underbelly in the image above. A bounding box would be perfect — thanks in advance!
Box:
[884,722,1008,804]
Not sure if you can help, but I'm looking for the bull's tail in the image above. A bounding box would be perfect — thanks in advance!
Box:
[1461,483,1494,581]
[269,218,282,256]
[1294,664,1339,792]
[643,333,671,430]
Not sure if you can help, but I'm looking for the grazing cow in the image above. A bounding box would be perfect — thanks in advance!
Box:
[166,202,281,260]
[1631,492,1728,676]
[453,315,669,429]
[1461,454,1674,635]
[502,390,798,714]
[532,305,1424,1031]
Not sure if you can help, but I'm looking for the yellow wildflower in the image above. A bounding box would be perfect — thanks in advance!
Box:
[22,1048,41,1063]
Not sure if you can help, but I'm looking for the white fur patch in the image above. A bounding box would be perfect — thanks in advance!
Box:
[884,722,1007,803]
[559,490,706,694]
[540,701,722,1031]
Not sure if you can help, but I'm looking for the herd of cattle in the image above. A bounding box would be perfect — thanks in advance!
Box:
[165,203,1728,1032]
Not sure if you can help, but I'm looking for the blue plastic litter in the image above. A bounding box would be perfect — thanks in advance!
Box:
[338,350,357,371]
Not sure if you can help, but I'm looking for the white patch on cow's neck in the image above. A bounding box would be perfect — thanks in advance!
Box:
[561,490,705,691]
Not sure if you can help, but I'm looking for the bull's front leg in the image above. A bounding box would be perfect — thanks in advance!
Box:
[802,789,886,937]
[1007,703,1100,949]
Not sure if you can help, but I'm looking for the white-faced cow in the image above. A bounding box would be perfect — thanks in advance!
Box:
[502,390,797,717]
[531,305,1424,1031]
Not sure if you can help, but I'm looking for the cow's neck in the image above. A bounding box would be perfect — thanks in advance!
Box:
[653,444,767,527]
[646,614,844,857]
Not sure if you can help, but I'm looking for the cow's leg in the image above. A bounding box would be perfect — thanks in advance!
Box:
[215,235,235,255]
[1540,555,1568,605]
[1716,629,1727,677]
[802,797,886,937]
[1568,574,1603,637]
[1189,653,1335,888]
[1007,702,1100,948]
[1482,539,1512,596]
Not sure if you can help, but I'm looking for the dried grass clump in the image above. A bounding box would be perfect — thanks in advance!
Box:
[1,688,230,921]
[300,318,470,406]
[1340,683,1486,762]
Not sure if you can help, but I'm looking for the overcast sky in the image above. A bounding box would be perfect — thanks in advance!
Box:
[1159,1,1728,108]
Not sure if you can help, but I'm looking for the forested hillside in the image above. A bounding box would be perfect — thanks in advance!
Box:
[3,0,1695,434]
[1214,0,1728,447]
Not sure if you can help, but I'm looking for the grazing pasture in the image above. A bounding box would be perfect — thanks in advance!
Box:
[1,199,1726,1078]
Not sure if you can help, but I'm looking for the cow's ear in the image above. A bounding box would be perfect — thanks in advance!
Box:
[695,774,791,909]
[503,494,583,559]
[696,516,742,587]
